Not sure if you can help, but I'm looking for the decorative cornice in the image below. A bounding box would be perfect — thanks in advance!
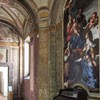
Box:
[0,42,18,47]
[38,6,49,12]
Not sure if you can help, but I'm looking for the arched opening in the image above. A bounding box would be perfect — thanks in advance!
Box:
[0,67,8,100]
[63,0,99,93]
[0,22,24,99]
[24,36,30,78]
[0,0,39,100]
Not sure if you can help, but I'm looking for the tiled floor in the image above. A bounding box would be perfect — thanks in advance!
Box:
[0,93,7,100]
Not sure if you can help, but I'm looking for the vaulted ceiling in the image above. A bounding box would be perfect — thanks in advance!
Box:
[0,0,34,39]
[25,0,54,10]
[0,0,55,39]
[0,0,97,39]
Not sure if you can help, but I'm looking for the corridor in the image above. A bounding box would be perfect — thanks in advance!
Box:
[0,93,7,100]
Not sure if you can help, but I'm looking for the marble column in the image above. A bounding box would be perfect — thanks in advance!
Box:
[30,34,39,100]
[19,38,24,98]
[37,10,50,100]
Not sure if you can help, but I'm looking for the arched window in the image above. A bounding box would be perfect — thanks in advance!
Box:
[24,36,30,78]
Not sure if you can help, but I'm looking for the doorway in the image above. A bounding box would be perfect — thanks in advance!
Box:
[0,67,8,100]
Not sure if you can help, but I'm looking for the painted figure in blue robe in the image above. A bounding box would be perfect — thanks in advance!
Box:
[76,29,96,88]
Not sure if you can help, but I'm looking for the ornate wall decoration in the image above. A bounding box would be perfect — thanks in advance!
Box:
[0,24,19,43]
[0,49,7,62]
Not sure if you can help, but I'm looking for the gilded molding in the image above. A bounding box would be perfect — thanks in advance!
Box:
[38,11,49,18]
[0,42,18,46]
[38,7,49,20]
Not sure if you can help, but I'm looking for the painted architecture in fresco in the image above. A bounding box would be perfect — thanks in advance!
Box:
[64,0,99,92]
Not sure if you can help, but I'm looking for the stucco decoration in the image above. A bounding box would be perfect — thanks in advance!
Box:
[0,23,19,43]
[0,49,7,62]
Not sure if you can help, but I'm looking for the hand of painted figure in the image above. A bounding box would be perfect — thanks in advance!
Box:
[85,55,89,60]
[64,49,70,62]
[75,58,82,62]
[92,60,97,67]
[64,55,68,62]
[69,0,72,3]
[65,48,70,56]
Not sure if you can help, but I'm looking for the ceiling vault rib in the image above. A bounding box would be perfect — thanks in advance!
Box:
[16,0,38,28]
[1,6,17,26]
[15,0,31,18]
[2,5,23,33]
[15,0,34,20]
[0,0,39,39]
[0,16,14,25]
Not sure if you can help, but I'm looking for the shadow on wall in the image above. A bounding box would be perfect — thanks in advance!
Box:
[69,0,97,16]
[83,0,98,20]
[72,0,94,10]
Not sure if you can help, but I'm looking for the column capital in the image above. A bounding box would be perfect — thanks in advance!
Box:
[38,7,50,28]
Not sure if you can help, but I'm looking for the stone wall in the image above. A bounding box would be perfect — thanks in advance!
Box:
[26,0,100,100]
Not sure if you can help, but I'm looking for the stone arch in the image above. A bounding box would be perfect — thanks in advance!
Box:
[16,0,39,31]
[0,21,23,99]
[6,0,39,39]
[50,0,72,25]
[0,18,22,38]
